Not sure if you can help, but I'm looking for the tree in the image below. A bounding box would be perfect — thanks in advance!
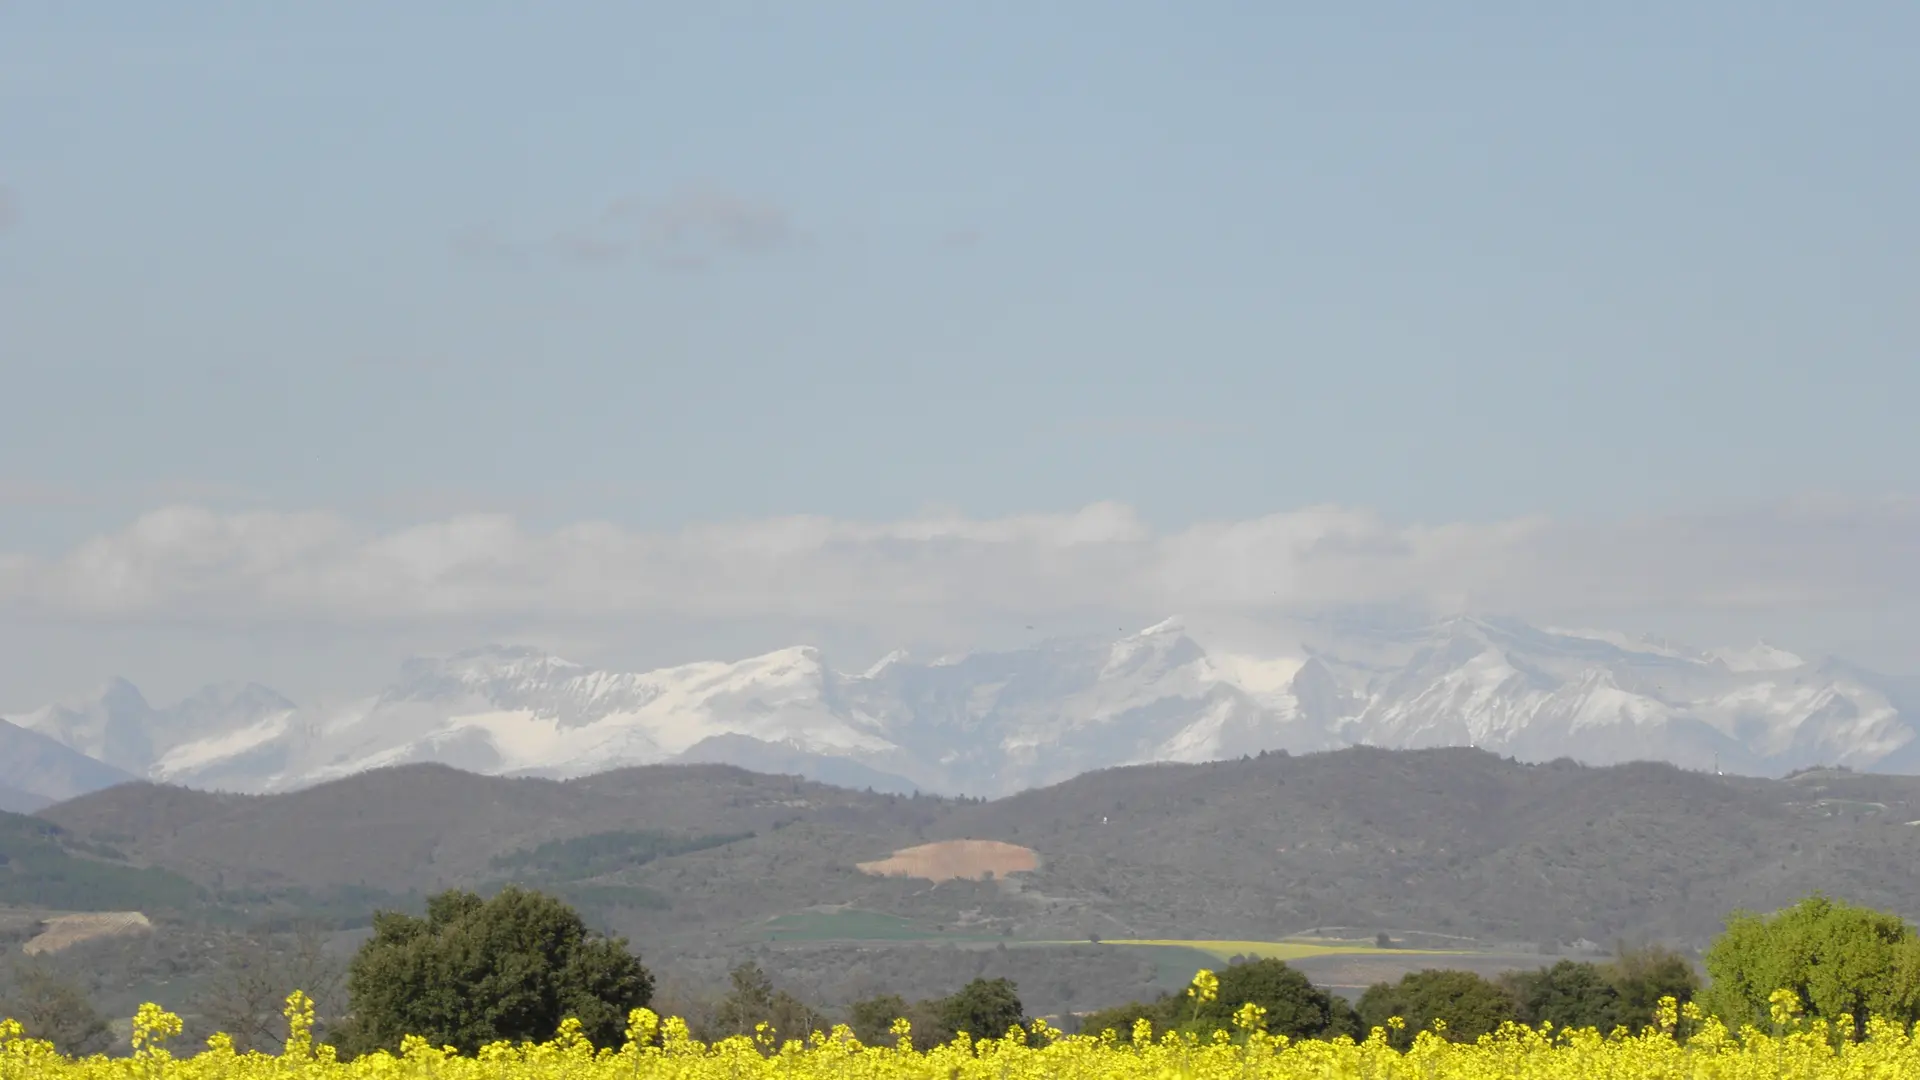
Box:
[847,993,912,1045]
[711,962,777,1037]
[0,964,111,1057]
[1502,960,1623,1032]
[1190,958,1357,1039]
[1604,943,1699,1030]
[1701,894,1920,1037]
[342,887,653,1055]
[194,924,345,1053]
[1356,969,1516,1048]
[710,963,825,1044]
[935,977,1025,1041]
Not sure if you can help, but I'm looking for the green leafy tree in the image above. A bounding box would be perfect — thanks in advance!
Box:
[1702,894,1920,1037]
[847,993,912,1044]
[709,962,776,1039]
[0,964,111,1057]
[710,963,825,1043]
[935,977,1025,1041]
[1502,961,1623,1032]
[1356,969,1516,1048]
[1189,958,1357,1039]
[1604,944,1699,1030]
[342,886,653,1055]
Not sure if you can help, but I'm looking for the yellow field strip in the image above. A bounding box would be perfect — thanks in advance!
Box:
[1082,939,1476,961]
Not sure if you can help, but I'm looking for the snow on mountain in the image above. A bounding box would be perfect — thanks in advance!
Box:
[131,643,908,793]
[1708,642,1807,672]
[9,678,161,775]
[8,678,294,778]
[7,615,1916,798]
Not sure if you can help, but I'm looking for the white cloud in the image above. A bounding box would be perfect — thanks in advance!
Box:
[1,499,1915,629]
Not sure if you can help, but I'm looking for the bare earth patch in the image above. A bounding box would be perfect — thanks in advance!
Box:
[857,839,1039,882]
[23,912,153,955]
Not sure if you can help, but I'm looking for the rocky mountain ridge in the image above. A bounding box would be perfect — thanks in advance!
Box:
[6,615,1914,802]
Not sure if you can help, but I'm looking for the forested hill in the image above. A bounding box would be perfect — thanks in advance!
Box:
[30,748,1920,949]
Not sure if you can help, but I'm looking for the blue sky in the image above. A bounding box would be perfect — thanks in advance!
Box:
[1,4,1917,697]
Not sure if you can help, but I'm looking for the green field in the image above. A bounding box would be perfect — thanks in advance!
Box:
[759,909,948,942]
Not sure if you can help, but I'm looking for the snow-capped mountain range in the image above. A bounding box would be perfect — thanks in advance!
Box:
[5,615,1917,804]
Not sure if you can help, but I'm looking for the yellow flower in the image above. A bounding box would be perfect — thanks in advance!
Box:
[1654,994,1679,1034]
[1769,987,1805,1027]
[626,1007,661,1048]
[1186,968,1220,1004]
[13,984,1920,1080]
[284,990,318,1058]
[130,1002,183,1056]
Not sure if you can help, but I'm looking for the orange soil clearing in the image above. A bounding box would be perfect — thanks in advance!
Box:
[857,840,1039,882]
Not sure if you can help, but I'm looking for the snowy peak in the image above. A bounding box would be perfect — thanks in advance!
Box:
[10,677,159,774]
[1709,642,1807,673]
[7,616,1916,799]
[165,682,295,729]
[389,645,587,702]
[862,649,910,679]
[1102,622,1206,679]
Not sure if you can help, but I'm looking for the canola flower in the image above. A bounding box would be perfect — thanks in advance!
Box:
[6,979,1920,1080]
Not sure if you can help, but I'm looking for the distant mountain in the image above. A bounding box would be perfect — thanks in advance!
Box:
[8,615,1915,797]
[0,783,51,814]
[0,717,136,804]
[7,679,296,794]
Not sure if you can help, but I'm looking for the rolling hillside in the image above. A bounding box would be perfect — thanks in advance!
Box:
[34,748,1920,949]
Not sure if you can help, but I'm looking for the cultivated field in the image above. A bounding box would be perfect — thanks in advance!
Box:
[5,995,1915,1080]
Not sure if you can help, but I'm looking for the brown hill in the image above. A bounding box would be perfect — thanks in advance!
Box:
[38,762,930,894]
[34,748,1920,951]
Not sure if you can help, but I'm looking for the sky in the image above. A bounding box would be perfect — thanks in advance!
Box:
[1,4,1917,704]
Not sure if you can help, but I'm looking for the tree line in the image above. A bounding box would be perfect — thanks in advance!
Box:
[6,889,1920,1057]
[1074,945,1698,1050]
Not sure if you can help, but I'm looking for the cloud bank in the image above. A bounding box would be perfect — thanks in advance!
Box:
[3,499,1914,628]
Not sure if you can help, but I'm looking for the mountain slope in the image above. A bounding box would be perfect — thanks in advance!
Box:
[0,784,50,814]
[8,679,294,788]
[0,809,202,911]
[35,762,919,895]
[9,616,1915,797]
[34,749,1920,946]
[0,718,136,803]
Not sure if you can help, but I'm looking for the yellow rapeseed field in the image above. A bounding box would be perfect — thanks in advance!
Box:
[1098,939,1467,961]
[6,983,1920,1080]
